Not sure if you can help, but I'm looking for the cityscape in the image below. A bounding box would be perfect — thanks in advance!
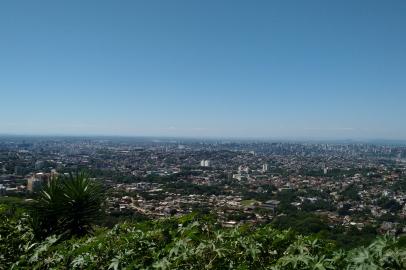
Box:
[1,0,406,268]
[1,136,405,237]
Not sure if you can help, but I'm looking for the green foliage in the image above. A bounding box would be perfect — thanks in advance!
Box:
[391,178,406,192]
[1,213,405,269]
[272,212,330,235]
[271,211,379,250]
[164,181,226,196]
[376,196,402,212]
[32,172,104,238]
[341,184,361,201]
[0,214,34,270]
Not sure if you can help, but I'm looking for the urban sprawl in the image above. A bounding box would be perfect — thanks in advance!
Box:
[1,136,405,235]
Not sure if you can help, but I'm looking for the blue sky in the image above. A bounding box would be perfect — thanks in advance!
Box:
[1,0,405,139]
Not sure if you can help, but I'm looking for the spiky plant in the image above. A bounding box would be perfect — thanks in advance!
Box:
[32,172,104,238]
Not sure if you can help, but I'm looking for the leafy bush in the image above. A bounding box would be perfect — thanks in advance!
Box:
[2,214,405,269]
[0,213,34,270]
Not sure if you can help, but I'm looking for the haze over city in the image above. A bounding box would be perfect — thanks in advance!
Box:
[1,0,405,139]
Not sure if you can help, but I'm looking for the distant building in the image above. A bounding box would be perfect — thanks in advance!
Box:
[262,164,268,173]
[232,174,247,181]
[238,165,249,174]
[263,200,280,213]
[200,160,211,167]
[27,177,43,193]
[50,169,59,179]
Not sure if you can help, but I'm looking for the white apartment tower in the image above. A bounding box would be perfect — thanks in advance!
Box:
[200,160,211,167]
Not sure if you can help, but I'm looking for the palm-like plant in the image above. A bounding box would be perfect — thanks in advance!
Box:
[32,172,104,238]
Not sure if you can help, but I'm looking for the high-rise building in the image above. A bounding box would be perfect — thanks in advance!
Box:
[262,164,268,173]
[200,160,211,167]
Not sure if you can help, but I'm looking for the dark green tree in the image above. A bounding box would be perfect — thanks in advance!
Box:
[32,172,104,238]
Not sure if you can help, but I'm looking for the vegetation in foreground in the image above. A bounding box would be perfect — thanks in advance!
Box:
[31,172,104,239]
[1,212,406,269]
[0,172,405,269]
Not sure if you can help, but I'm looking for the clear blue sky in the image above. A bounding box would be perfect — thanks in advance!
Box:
[1,0,405,139]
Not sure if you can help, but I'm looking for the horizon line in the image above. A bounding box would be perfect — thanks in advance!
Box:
[1,132,406,144]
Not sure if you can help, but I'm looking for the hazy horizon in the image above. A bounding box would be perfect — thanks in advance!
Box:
[1,1,406,140]
[2,132,406,144]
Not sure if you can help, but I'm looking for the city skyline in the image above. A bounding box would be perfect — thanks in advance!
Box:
[1,1,406,139]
